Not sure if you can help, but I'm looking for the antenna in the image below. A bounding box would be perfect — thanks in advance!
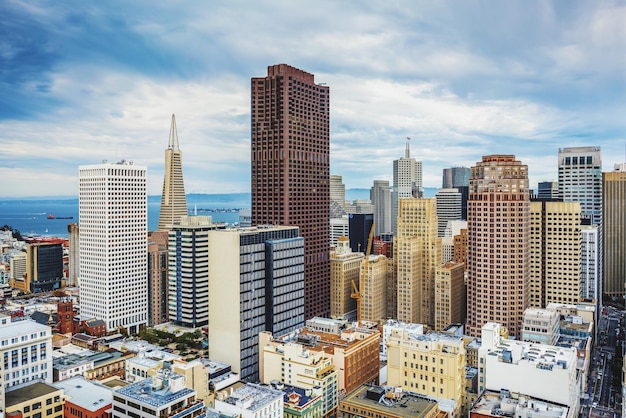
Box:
[168,114,180,151]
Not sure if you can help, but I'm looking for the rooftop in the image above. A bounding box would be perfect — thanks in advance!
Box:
[53,376,112,411]
[116,375,194,408]
[341,385,439,418]
[223,383,283,412]
[470,390,568,418]
[6,382,61,407]
[0,318,49,338]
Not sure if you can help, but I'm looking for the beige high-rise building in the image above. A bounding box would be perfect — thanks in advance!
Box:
[394,198,441,326]
[67,223,79,286]
[530,201,581,308]
[330,237,364,321]
[434,261,466,331]
[360,254,388,322]
[466,155,530,339]
[158,114,188,231]
[603,165,626,298]
[386,330,466,416]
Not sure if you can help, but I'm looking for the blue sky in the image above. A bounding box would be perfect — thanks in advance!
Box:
[1,1,624,197]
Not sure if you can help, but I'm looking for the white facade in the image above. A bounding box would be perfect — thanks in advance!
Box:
[581,225,599,300]
[214,383,283,418]
[79,160,148,334]
[0,316,52,390]
[557,146,602,225]
[436,188,462,237]
[478,323,580,415]
[380,320,424,361]
[521,308,560,345]
[330,217,349,247]
[392,141,422,234]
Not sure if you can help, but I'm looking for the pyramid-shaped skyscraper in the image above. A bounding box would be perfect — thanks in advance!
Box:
[158,114,188,230]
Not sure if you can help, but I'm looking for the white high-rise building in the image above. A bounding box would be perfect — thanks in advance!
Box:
[370,180,392,235]
[79,160,148,334]
[392,140,422,234]
[436,188,462,237]
[581,225,599,301]
[557,146,602,225]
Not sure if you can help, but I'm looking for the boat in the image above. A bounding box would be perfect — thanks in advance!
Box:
[47,214,73,220]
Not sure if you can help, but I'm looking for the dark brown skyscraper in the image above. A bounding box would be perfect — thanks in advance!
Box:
[251,64,330,319]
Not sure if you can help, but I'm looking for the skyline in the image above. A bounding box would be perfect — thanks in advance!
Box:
[1,1,625,197]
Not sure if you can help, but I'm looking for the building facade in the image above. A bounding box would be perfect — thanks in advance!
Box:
[394,198,441,326]
[67,223,79,287]
[466,155,530,339]
[529,201,581,308]
[208,226,305,381]
[147,230,168,327]
[603,165,626,298]
[442,166,470,220]
[79,160,148,334]
[360,255,388,322]
[580,225,600,301]
[348,213,374,254]
[330,237,364,321]
[168,216,220,328]
[251,64,330,320]
[434,261,466,332]
[557,146,602,226]
[371,180,392,236]
[436,188,462,237]
[157,114,188,231]
[25,242,64,293]
[392,141,422,235]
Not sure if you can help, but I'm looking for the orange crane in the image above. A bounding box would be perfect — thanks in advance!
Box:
[351,223,375,324]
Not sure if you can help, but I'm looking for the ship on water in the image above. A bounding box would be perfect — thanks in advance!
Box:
[47,214,73,220]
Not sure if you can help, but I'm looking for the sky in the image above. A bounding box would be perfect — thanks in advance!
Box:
[1,1,625,198]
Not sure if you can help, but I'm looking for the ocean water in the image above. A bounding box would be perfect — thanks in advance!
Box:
[0,195,249,238]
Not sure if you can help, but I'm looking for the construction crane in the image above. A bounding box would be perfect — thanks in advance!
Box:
[351,223,375,325]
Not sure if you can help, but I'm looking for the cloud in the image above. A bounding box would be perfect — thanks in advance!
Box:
[0,0,624,197]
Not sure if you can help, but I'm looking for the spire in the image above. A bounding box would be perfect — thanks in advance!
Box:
[405,137,411,158]
[168,114,180,151]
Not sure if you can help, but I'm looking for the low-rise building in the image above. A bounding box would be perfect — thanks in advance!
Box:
[478,323,580,418]
[113,363,205,418]
[521,308,560,345]
[338,385,442,418]
[213,382,283,418]
[386,330,466,416]
[277,383,324,418]
[470,390,569,418]
[53,376,113,418]
[5,382,64,418]
[0,315,52,389]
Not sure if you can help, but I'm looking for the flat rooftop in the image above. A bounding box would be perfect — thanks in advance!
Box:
[116,376,194,408]
[224,383,283,412]
[53,377,112,411]
[341,385,439,418]
[6,382,60,407]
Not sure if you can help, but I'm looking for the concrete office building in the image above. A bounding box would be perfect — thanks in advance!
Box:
[0,315,52,389]
[386,330,466,416]
[329,217,349,248]
[436,188,462,237]
[434,261,466,332]
[603,164,626,298]
[113,364,205,418]
[79,160,148,334]
[478,322,580,418]
[157,114,188,231]
[259,332,339,416]
[67,223,79,287]
[580,225,600,300]
[371,180,392,236]
[360,254,389,322]
[530,201,581,308]
[251,64,330,320]
[442,220,467,263]
[213,383,283,418]
[394,198,441,326]
[392,140,422,234]
[442,167,470,220]
[330,175,346,208]
[208,226,305,382]
[558,146,602,226]
[147,230,168,326]
[330,237,364,321]
[466,155,530,339]
[168,216,222,328]
[521,307,560,345]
